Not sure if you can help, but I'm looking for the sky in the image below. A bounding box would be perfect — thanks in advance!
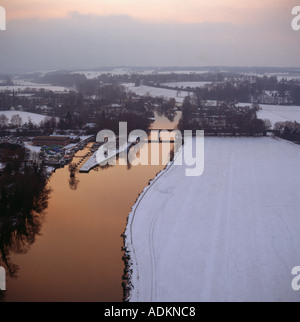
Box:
[0,0,300,72]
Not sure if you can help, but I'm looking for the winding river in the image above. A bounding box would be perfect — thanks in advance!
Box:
[3,111,181,302]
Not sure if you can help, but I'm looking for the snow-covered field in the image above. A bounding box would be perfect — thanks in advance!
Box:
[279,76,300,82]
[122,84,300,123]
[161,81,211,89]
[240,73,300,81]
[72,71,105,79]
[238,103,300,126]
[122,83,190,103]
[74,69,210,77]
[0,111,49,126]
[24,142,42,153]
[257,105,300,126]
[125,137,300,302]
[155,70,209,75]
[24,142,42,159]
[74,68,133,77]
[0,80,71,93]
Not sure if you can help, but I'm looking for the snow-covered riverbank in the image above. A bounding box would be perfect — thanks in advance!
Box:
[125,136,300,302]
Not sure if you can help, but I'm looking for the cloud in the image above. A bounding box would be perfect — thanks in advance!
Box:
[0,12,299,72]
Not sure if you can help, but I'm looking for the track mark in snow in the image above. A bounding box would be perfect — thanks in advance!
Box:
[127,150,181,301]
[149,186,175,301]
[127,137,300,301]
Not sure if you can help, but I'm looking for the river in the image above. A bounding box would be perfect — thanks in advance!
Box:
[3,111,181,302]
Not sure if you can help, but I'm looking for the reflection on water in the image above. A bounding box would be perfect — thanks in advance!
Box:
[151,110,181,129]
[1,111,180,302]
[0,164,51,302]
[68,163,80,191]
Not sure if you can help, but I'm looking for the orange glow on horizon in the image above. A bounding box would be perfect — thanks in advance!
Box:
[1,0,296,24]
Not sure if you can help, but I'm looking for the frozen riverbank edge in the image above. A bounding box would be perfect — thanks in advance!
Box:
[122,136,300,302]
[122,145,183,302]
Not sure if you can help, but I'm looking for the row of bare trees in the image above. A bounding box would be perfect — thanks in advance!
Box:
[0,114,24,128]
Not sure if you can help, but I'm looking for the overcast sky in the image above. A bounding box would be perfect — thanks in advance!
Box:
[0,0,300,72]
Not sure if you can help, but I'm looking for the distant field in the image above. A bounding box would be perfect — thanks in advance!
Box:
[122,83,190,103]
[238,103,300,127]
[0,80,70,93]
[122,83,300,126]
[0,111,50,126]
[161,81,212,88]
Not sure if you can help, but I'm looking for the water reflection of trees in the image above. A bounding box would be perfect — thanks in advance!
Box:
[0,164,51,289]
[68,163,79,191]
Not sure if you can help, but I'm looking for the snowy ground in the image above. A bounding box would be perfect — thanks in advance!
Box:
[72,71,105,79]
[74,68,136,77]
[0,111,50,126]
[239,72,300,81]
[122,83,190,103]
[257,105,300,126]
[161,81,211,89]
[122,84,300,123]
[24,142,41,153]
[237,103,300,127]
[155,70,209,75]
[125,137,300,302]
[74,69,210,77]
[0,80,70,93]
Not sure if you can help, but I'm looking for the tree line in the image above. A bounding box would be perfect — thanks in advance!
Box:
[273,121,300,143]
[178,97,267,135]
[193,77,300,104]
[0,144,51,280]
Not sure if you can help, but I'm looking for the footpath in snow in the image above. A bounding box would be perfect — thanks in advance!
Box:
[125,136,300,302]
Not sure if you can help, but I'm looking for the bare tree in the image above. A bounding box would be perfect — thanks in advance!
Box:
[263,119,272,131]
[0,114,8,128]
[10,114,22,127]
